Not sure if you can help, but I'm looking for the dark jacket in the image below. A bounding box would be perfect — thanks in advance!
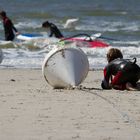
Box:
[49,23,63,38]
[3,17,18,41]
[101,58,140,90]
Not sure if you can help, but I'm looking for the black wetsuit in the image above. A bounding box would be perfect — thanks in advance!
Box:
[3,17,18,41]
[49,23,63,38]
[101,58,140,90]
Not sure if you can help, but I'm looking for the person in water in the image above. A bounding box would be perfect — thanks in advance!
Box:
[42,21,64,38]
[0,11,19,41]
[101,48,140,90]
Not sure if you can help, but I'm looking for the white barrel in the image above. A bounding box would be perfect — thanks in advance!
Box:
[42,46,89,88]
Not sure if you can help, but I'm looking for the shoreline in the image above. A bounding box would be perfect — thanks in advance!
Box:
[0,68,140,140]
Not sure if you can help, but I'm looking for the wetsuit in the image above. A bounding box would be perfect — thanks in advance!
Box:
[101,58,140,90]
[3,17,18,41]
[49,23,63,38]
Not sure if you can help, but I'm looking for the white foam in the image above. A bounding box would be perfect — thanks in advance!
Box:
[16,21,41,29]
[1,38,140,69]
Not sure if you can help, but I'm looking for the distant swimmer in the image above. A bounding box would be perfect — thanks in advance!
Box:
[0,11,19,41]
[42,21,64,38]
[101,48,140,90]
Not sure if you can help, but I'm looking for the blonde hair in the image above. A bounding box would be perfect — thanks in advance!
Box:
[107,48,123,62]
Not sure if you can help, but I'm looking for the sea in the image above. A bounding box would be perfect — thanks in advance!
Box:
[0,0,140,69]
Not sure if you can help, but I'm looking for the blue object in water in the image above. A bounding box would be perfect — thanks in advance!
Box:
[21,33,43,37]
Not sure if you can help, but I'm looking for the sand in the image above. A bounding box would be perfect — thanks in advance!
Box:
[0,68,140,140]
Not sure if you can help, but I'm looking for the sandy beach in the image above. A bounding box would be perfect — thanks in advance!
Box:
[0,68,140,140]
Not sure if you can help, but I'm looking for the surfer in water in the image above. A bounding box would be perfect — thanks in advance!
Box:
[42,21,64,38]
[101,48,140,90]
[0,11,19,41]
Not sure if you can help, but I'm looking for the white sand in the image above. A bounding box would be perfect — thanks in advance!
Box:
[0,68,140,140]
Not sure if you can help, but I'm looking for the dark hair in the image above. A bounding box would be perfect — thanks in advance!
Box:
[0,11,6,17]
[42,21,50,27]
[107,48,123,62]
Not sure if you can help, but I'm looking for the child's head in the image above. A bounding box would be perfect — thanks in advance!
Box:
[0,11,7,18]
[42,21,50,28]
[107,48,123,63]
